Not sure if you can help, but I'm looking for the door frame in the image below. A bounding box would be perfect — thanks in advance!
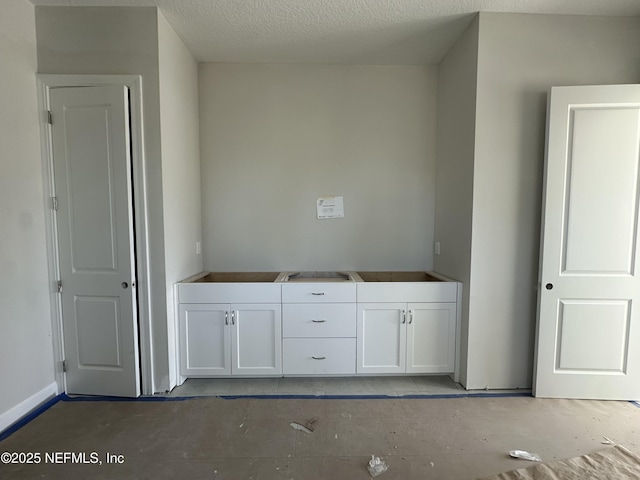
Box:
[36,74,153,396]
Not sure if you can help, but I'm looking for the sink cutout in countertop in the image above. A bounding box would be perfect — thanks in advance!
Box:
[284,272,353,282]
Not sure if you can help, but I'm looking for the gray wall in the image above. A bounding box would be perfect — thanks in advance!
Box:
[24,6,640,398]
[158,12,203,387]
[35,6,171,392]
[0,0,56,425]
[433,16,479,387]
[199,64,438,271]
[465,13,640,389]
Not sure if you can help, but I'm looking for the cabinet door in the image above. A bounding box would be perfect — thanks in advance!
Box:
[231,304,282,376]
[357,303,406,374]
[407,303,456,373]
[179,304,231,376]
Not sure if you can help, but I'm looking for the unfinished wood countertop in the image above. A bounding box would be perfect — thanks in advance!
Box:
[193,272,281,283]
[356,271,443,282]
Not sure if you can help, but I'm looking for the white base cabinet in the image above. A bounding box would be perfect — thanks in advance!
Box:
[357,303,456,374]
[177,272,460,379]
[179,303,282,377]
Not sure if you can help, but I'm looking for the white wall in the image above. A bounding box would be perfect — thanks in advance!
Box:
[433,16,479,387]
[0,0,56,425]
[199,64,438,271]
[465,13,640,389]
[35,6,172,392]
[158,12,202,387]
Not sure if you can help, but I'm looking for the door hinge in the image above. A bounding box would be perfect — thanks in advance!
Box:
[51,196,58,211]
[62,360,67,373]
[47,110,52,125]
[56,280,63,293]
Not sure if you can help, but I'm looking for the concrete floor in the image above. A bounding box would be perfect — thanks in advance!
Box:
[1,380,639,479]
[168,375,468,397]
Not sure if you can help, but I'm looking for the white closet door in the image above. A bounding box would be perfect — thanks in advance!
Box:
[51,85,140,397]
[535,84,640,400]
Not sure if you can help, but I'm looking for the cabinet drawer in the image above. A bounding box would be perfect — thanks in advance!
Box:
[283,338,356,375]
[178,283,281,304]
[283,304,356,338]
[356,282,458,303]
[282,283,356,303]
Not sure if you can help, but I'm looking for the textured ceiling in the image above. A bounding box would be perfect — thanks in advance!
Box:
[28,0,640,64]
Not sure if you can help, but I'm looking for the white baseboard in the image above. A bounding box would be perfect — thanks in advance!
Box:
[0,382,59,433]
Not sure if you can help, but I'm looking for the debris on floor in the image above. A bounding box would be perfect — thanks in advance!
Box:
[367,454,389,477]
[509,450,542,462]
[290,417,317,434]
[290,422,312,433]
[307,417,318,431]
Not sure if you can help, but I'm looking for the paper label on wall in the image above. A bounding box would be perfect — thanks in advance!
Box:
[317,196,344,219]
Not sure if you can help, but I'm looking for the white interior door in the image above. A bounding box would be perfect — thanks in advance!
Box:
[534,84,640,400]
[50,85,140,397]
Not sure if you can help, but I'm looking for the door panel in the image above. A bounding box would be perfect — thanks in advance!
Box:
[357,303,406,374]
[75,296,122,367]
[51,85,140,397]
[232,304,282,375]
[535,85,640,399]
[555,299,630,372]
[64,105,120,271]
[179,304,231,376]
[562,107,640,274]
[407,303,456,373]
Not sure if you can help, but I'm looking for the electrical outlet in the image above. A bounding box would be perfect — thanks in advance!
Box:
[196,241,201,255]
[434,241,441,255]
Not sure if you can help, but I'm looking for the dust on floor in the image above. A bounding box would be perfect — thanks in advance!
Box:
[1,396,638,479]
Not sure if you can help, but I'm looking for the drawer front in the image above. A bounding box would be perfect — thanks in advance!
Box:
[282,283,356,303]
[178,283,281,304]
[283,304,356,338]
[356,282,458,303]
[283,338,356,375]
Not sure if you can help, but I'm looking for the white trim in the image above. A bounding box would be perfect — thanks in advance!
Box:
[36,74,154,395]
[453,282,463,384]
[0,383,58,434]
[172,283,186,388]
[36,78,65,396]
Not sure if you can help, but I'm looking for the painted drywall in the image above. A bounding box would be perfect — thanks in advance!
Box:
[35,6,171,392]
[199,64,438,271]
[433,16,479,388]
[158,12,202,387]
[466,13,640,389]
[0,0,56,420]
